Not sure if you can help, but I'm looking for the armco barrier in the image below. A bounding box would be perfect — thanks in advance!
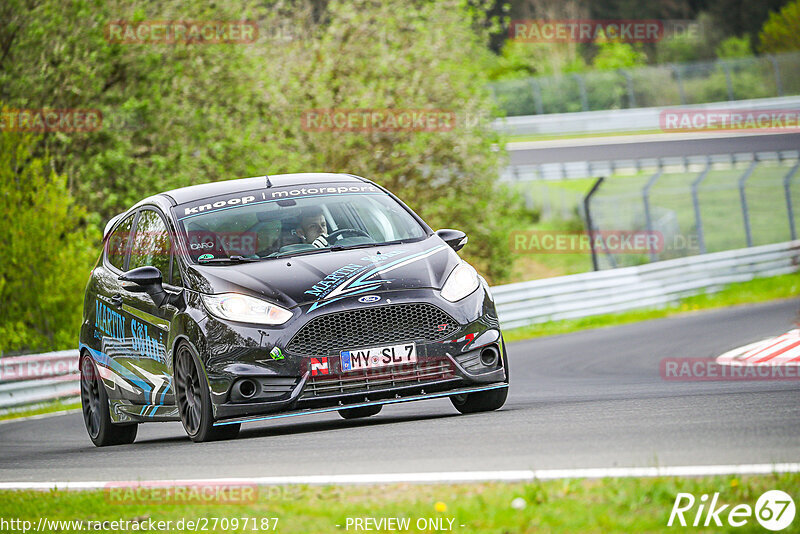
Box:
[1,241,797,409]
[493,241,800,329]
[492,95,800,137]
[0,350,79,409]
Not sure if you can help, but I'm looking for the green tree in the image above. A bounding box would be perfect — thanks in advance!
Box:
[759,0,800,53]
[0,121,98,354]
[592,39,646,71]
[0,0,522,284]
[715,35,753,58]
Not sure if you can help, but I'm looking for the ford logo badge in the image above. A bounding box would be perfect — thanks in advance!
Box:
[358,295,381,303]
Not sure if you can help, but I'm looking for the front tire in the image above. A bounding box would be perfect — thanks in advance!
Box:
[174,343,240,442]
[80,356,138,447]
[338,404,382,419]
[450,387,508,414]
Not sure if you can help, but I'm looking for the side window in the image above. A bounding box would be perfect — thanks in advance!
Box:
[106,214,135,271]
[129,210,172,275]
[170,253,183,287]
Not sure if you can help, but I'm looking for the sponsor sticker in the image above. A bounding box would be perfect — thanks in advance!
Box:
[310,357,329,376]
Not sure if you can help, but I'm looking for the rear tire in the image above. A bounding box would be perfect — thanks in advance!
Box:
[450,387,508,414]
[338,404,382,419]
[175,343,240,442]
[80,356,138,447]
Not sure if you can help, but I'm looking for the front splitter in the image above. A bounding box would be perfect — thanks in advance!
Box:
[213,383,508,426]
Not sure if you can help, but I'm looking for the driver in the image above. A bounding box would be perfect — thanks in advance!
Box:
[295,206,329,248]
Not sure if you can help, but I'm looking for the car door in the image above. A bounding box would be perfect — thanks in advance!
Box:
[92,210,156,405]
[121,208,180,408]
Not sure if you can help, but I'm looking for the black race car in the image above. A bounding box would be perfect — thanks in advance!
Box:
[79,173,509,445]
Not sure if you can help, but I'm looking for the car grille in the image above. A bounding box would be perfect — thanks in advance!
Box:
[287,303,460,355]
[301,359,457,398]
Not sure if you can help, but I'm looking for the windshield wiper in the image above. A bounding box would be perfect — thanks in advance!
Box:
[268,248,331,259]
[329,239,407,252]
[198,255,261,264]
[329,242,376,252]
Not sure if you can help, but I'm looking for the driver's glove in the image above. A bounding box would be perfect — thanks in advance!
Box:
[311,235,329,248]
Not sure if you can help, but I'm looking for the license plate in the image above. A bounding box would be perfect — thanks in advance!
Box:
[340,343,417,372]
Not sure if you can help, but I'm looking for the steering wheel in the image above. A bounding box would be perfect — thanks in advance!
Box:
[326,228,370,242]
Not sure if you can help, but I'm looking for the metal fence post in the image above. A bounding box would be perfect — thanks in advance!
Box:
[670,65,687,105]
[738,160,758,247]
[719,60,735,101]
[769,55,784,97]
[783,161,800,241]
[574,74,589,111]
[584,177,605,271]
[643,168,664,262]
[529,78,544,115]
[620,69,636,108]
[691,161,712,254]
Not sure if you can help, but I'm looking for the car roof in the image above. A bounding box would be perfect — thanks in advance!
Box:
[159,173,368,205]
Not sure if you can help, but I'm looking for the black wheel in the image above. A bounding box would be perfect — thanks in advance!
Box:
[450,387,508,414]
[174,343,240,442]
[451,341,510,414]
[80,356,138,447]
[338,404,382,419]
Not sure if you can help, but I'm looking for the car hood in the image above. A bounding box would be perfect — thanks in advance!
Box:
[185,236,461,310]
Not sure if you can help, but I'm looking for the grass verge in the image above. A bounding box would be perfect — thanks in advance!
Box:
[0,397,80,422]
[504,273,800,343]
[506,129,665,144]
[0,474,795,532]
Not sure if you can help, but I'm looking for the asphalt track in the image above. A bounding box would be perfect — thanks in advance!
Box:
[508,132,800,165]
[0,299,798,483]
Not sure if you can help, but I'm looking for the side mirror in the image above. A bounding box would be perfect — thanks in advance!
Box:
[435,229,468,252]
[119,266,169,307]
[119,266,163,287]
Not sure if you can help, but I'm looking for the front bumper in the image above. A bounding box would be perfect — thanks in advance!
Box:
[199,286,507,422]
[213,383,509,427]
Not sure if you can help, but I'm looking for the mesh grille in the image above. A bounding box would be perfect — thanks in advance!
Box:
[302,359,457,398]
[288,303,459,355]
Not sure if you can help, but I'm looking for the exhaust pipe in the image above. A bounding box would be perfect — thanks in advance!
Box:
[479,345,500,367]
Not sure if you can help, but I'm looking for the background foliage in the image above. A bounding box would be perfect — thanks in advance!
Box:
[1,0,799,353]
[0,0,521,353]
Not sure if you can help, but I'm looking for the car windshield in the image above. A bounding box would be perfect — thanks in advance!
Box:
[174,186,427,262]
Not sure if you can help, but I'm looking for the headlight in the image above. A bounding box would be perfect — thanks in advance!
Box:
[440,262,480,302]
[201,293,293,325]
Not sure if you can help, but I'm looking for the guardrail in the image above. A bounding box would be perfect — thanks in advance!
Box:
[492,241,800,329]
[492,95,800,137]
[0,350,79,409]
[2,241,797,409]
[501,150,800,182]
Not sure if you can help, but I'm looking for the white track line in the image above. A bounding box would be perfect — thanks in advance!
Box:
[2,464,799,490]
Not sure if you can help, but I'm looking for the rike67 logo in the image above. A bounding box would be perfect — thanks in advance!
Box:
[668,490,795,531]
